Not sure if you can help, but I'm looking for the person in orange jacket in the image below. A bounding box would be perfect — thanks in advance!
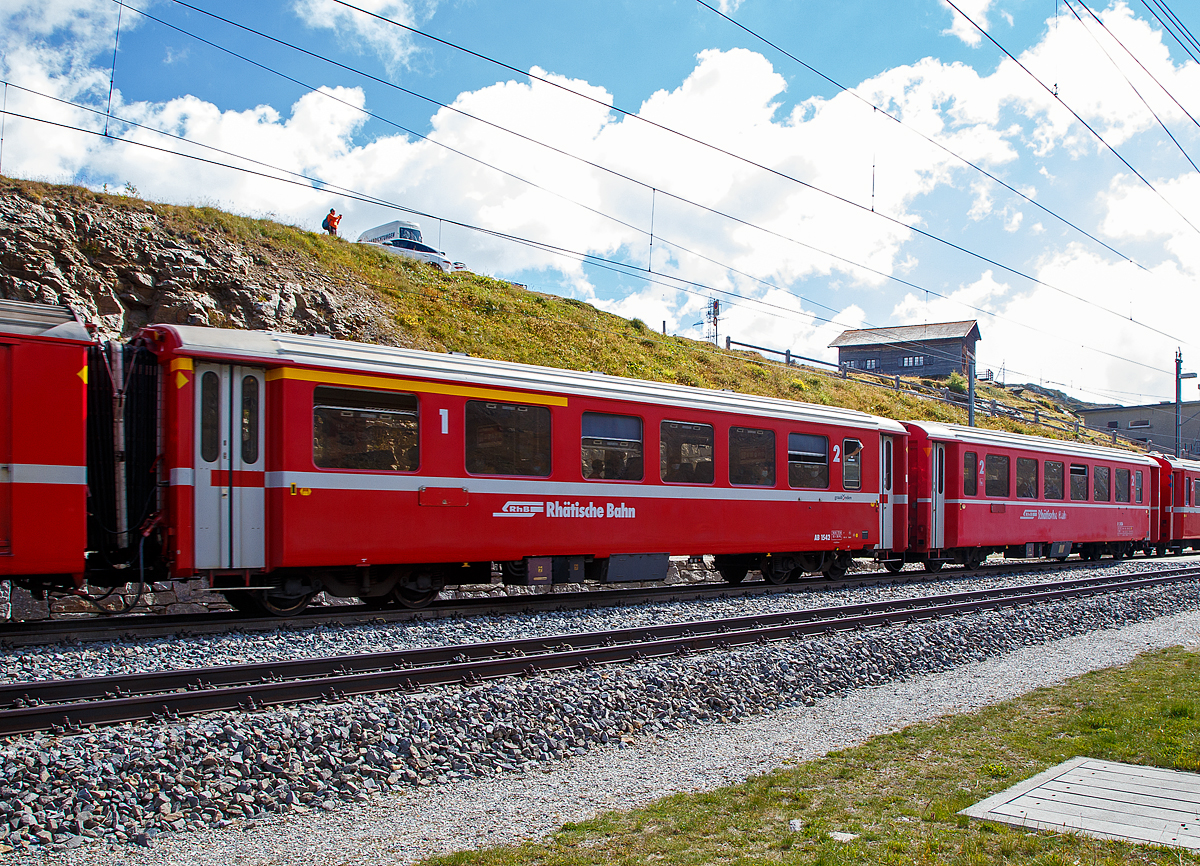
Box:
[321,209,342,236]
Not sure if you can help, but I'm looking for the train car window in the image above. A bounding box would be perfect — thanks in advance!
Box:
[1115,467,1130,503]
[241,376,259,464]
[1094,466,1111,502]
[314,386,419,471]
[964,451,977,495]
[1188,477,1192,508]
[465,401,550,476]
[1135,470,1143,503]
[581,412,643,481]
[984,454,1009,497]
[200,371,220,463]
[729,427,776,486]
[842,439,863,490]
[788,433,828,489]
[1016,457,1038,499]
[1069,464,1088,501]
[660,422,714,484]
[1044,461,1064,500]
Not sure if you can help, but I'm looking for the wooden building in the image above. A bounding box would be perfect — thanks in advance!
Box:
[828,320,981,378]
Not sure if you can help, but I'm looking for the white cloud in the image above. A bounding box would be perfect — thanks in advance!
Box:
[940,0,994,47]
[291,0,434,73]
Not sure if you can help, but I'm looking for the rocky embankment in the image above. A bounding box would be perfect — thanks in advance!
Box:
[0,180,398,342]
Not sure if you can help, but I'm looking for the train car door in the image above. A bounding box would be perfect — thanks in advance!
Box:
[0,345,9,555]
[194,364,265,570]
[879,435,894,549]
[930,442,946,549]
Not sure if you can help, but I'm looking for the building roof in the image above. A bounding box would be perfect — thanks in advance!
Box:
[1079,400,1200,415]
[828,320,980,349]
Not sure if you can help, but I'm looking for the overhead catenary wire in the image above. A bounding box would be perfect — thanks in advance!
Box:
[943,0,1200,238]
[693,0,1153,273]
[1141,0,1200,63]
[4,79,1172,387]
[315,0,1195,348]
[150,0,1193,353]
[73,6,1180,381]
[1063,0,1198,173]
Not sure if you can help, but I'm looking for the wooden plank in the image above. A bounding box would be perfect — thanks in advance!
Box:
[989,801,1200,848]
[1037,780,1200,816]
[991,794,1196,835]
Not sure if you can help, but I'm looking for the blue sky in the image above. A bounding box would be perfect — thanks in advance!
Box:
[3,0,1200,406]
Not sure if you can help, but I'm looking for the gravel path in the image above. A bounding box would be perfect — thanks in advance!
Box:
[5,556,1195,684]
[4,583,1199,865]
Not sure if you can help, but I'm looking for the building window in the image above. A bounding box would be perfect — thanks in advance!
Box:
[1070,464,1088,501]
[964,451,977,496]
[465,401,551,476]
[581,412,643,481]
[864,359,877,370]
[1044,461,1064,500]
[1128,419,1151,429]
[314,386,419,471]
[842,439,863,490]
[1016,457,1038,499]
[660,422,714,484]
[788,433,828,489]
[985,454,1009,497]
[729,427,776,486]
[1094,466,1111,502]
[1106,421,1119,429]
[901,356,924,367]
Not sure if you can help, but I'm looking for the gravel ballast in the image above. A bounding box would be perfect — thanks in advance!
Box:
[0,577,1198,862]
[3,557,1195,684]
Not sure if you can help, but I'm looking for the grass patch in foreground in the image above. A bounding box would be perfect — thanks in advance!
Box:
[425,647,1200,866]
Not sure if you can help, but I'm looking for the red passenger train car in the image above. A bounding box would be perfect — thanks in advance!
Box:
[902,421,1156,570]
[1149,455,1200,555]
[0,300,91,586]
[138,324,909,612]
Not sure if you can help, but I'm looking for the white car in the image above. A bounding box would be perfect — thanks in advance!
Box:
[363,238,453,273]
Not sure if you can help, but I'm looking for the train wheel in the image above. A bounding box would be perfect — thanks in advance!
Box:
[882,560,904,574]
[763,568,790,585]
[965,550,986,571]
[256,589,315,617]
[824,560,848,579]
[923,559,944,573]
[1111,545,1126,561]
[717,565,748,585]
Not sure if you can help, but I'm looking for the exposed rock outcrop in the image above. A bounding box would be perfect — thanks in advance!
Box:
[0,181,400,343]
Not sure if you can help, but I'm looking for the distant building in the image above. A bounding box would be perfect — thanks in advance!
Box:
[828,320,981,378]
[1078,400,1200,459]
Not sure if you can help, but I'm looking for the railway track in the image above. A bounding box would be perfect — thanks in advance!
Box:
[2,566,1196,736]
[3,555,1189,648]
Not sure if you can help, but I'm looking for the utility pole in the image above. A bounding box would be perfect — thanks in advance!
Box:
[968,354,976,427]
[1177,349,1197,458]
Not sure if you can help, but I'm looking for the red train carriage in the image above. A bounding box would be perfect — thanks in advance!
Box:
[0,300,91,587]
[1149,455,1200,554]
[138,325,909,613]
[903,421,1155,570]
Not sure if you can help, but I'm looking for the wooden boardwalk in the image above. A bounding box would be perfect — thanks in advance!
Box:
[961,756,1200,852]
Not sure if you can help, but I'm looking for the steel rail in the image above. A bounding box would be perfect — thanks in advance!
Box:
[2,556,1183,648]
[1,568,1195,736]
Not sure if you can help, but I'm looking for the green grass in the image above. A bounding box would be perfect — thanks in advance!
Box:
[421,647,1200,866]
[4,176,1127,447]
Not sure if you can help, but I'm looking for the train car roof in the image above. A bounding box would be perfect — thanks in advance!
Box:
[0,299,90,341]
[1149,453,1200,473]
[146,324,908,433]
[905,420,1157,465]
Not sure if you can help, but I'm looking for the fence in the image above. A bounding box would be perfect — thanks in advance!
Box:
[722,336,1150,452]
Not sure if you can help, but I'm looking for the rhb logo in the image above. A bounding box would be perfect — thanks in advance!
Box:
[493,501,544,517]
